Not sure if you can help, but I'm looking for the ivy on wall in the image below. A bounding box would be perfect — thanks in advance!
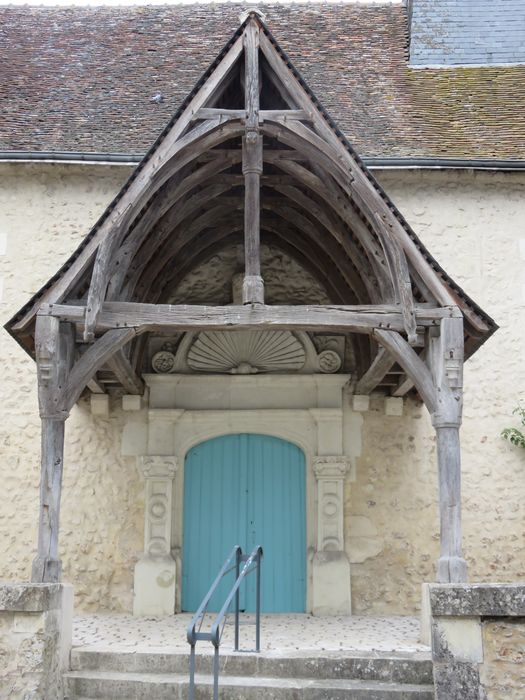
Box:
[501,403,525,450]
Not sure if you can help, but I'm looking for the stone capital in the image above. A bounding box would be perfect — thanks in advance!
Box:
[313,456,349,480]
[139,455,178,479]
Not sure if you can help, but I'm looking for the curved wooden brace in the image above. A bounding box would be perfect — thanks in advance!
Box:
[107,153,243,298]
[64,327,137,411]
[129,205,244,302]
[264,153,393,299]
[150,223,349,307]
[259,29,453,307]
[373,329,436,412]
[265,182,379,302]
[84,118,245,341]
[262,202,369,304]
[119,179,242,299]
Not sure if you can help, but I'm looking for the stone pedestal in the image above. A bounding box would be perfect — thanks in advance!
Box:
[312,456,351,615]
[0,582,73,700]
[133,455,178,616]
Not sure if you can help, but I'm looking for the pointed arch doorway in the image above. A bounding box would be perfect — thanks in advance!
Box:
[182,433,306,613]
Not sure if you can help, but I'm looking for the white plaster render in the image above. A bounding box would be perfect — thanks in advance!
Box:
[0,233,6,256]
[1,164,524,616]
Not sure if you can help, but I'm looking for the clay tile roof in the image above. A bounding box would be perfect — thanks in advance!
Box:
[1,3,524,161]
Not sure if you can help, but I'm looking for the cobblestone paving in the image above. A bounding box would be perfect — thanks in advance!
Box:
[73,614,430,656]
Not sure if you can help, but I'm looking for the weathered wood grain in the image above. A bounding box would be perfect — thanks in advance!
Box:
[374,328,437,412]
[107,348,145,395]
[355,347,394,395]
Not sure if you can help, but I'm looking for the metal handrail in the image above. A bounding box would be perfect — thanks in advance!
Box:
[187,544,263,700]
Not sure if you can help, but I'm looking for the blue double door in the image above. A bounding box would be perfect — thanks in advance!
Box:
[182,434,306,613]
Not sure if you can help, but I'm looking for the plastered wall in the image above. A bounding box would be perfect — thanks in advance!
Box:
[0,162,523,615]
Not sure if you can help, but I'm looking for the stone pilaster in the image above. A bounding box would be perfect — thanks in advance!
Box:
[133,456,178,616]
[312,456,352,615]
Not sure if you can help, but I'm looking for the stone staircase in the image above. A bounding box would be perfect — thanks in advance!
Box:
[64,648,435,699]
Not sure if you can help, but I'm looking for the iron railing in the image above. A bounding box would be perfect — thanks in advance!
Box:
[186,544,263,700]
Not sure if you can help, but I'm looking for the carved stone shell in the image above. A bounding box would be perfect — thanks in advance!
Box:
[187,331,306,374]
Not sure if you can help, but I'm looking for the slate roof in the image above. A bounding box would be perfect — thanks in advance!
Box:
[1,3,525,161]
[409,0,525,67]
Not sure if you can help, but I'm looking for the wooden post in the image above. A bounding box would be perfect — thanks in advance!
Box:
[242,20,264,305]
[31,315,74,583]
[375,317,468,584]
[429,317,468,583]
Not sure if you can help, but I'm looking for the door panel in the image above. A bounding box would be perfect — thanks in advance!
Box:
[182,434,306,613]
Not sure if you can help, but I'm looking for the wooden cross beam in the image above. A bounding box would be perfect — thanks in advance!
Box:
[44,302,453,336]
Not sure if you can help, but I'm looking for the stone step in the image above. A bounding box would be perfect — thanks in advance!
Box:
[70,649,434,685]
[64,670,435,700]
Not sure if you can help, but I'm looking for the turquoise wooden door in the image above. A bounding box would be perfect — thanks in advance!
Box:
[182,434,306,613]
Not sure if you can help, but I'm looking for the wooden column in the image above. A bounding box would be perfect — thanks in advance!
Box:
[375,316,468,584]
[242,20,264,305]
[429,317,468,583]
[31,315,74,583]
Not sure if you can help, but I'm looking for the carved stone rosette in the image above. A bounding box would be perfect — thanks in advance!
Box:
[138,456,178,558]
[313,456,349,552]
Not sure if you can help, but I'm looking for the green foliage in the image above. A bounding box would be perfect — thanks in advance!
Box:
[501,403,525,449]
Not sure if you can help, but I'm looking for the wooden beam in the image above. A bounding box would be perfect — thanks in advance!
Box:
[427,316,468,583]
[107,156,242,298]
[259,29,454,309]
[262,202,370,304]
[192,108,309,122]
[48,302,450,336]
[374,213,418,345]
[64,327,137,411]
[373,329,437,412]
[84,118,243,341]
[355,347,394,395]
[107,348,145,395]
[263,153,393,299]
[242,20,264,304]
[391,375,414,398]
[32,316,75,583]
[13,35,245,335]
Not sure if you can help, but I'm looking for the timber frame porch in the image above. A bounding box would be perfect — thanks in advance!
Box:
[5,11,496,591]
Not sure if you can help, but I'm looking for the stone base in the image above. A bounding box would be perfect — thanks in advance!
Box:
[133,555,176,616]
[0,582,73,700]
[312,551,351,615]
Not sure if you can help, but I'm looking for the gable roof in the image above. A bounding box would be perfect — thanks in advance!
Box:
[1,3,525,162]
[409,0,525,67]
[5,11,497,365]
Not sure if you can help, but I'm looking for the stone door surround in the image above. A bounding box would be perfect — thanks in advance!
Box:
[127,373,355,616]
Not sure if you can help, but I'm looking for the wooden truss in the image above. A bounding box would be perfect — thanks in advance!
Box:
[6,13,497,587]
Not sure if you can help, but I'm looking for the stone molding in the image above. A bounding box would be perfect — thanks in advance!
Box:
[313,455,349,479]
[139,455,178,479]
[313,456,349,552]
[138,456,178,557]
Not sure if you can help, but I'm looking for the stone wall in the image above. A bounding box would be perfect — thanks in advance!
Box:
[0,583,73,700]
[426,583,525,700]
[0,162,524,615]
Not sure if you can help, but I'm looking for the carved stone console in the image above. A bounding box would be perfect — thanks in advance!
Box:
[133,456,178,616]
[312,456,352,616]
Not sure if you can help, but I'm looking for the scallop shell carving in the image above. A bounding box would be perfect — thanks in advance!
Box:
[187,331,306,374]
